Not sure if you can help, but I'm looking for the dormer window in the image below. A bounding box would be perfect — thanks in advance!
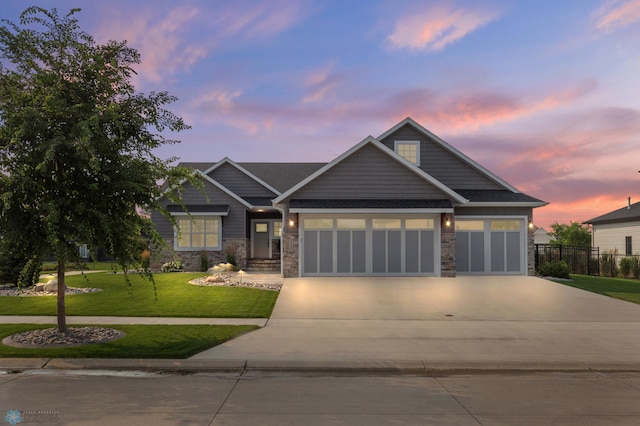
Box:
[394,141,420,166]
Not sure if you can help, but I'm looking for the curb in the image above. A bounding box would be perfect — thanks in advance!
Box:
[3,358,640,376]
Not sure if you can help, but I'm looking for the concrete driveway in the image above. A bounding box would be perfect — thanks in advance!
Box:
[192,276,640,366]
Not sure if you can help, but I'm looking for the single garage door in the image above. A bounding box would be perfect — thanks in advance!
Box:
[302,215,437,276]
[455,218,525,274]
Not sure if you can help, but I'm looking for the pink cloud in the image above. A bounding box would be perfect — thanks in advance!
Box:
[210,0,306,39]
[386,4,499,51]
[95,1,307,85]
[301,65,350,104]
[95,5,206,84]
[380,79,597,134]
[593,0,640,31]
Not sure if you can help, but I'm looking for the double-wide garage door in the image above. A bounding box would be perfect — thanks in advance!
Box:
[302,215,437,276]
[455,218,526,274]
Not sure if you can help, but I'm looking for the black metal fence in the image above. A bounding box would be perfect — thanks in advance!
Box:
[534,244,600,275]
[535,244,640,277]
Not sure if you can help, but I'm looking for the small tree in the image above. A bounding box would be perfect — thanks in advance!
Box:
[0,7,193,333]
[550,222,591,247]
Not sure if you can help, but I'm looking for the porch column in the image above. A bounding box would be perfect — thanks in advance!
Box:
[282,212,299,278]
[441,213,456,277]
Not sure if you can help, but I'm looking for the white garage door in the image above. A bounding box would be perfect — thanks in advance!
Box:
[455,218,526,274]
[302,215,437,276]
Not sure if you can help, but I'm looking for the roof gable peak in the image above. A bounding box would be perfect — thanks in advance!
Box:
[274,135,467,205]
[378,117,520,193]
[203,157,281,195]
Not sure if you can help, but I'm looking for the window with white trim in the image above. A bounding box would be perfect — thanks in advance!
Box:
[394,141,420,166]
[273,221,283,238]
[175,216,221,250]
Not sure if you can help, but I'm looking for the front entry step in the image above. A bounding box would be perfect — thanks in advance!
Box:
[246,258,281,272]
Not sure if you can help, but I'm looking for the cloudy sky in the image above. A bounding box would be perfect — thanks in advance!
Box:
[4,0,640,229]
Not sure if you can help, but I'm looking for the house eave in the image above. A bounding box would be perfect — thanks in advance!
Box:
[461,201,549,208]
[289,208,455,214]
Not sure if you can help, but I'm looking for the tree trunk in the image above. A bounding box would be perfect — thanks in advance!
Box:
[57,259,67,334]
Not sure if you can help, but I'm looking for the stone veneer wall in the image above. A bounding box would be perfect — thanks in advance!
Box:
[152,238,247,272]
[440,231,456,277]
[527,232,535,276]
[282,233,299,277]
[282,212,299,278]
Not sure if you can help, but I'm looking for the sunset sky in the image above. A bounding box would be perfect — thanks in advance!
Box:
[4,0,640,229]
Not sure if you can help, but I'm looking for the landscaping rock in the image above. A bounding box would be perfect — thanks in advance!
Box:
[34,283,45,292]
[205,275,225,283]
[43,279,66,292]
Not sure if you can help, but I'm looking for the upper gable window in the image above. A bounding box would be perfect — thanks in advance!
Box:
[394,141,420,166]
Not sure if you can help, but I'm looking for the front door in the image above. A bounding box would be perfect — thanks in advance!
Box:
[253,221,270,258]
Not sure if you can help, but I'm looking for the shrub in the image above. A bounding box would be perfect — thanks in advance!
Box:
[199,251,209,272]
[0,244,41,286]
[620,257,633,278]
[140,249,151,270]
[537,260,571,279]
[225,247,237,266]
[161,261,183,272]
[631,256,640,279]
[600,251,618,277]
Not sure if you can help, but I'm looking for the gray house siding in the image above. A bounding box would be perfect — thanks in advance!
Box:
[379,124,503,190]
[208,162,277,198]
[455,206,533,218]
[291,143,450,200]
[154,181,247,243]
[152,180,250,271]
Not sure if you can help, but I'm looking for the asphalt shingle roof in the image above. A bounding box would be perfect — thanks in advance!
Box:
[585,201,640,225]
[238,163,326,193]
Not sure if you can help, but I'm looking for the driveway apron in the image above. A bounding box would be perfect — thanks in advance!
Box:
[191,276,640,365]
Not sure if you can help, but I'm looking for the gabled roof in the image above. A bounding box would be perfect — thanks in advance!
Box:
[378,117,520,193]
[202,157,282,196]
[195,170,253,209]
[585,201,640,225]
[273,136,468,205]
[239,163,326,193]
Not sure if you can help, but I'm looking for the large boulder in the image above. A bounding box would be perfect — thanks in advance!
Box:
[43,279,66,292]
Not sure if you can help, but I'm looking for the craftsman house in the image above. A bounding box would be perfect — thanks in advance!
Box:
[151,118,547,277]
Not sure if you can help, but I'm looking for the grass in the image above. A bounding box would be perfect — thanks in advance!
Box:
[0,324,258,358]
[554,274,640,304]
[0,272,278,318]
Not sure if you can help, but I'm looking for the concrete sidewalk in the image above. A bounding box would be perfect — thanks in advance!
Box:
[0,316,266,326]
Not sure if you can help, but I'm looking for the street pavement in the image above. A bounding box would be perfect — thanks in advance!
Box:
[2,369,640,425]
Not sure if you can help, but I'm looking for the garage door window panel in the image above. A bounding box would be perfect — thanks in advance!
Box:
[420,231,435,273]
[303,231,319,274]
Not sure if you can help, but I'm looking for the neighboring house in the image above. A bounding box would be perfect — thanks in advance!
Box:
[585,198,640,255]
[151,118,547,277]
[533,226,552,244]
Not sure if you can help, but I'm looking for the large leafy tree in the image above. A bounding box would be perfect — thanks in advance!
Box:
[550,221,591,247]
[0,7,193,333]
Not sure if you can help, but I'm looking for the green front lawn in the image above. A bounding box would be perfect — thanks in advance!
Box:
[0,272,278,318]
[554,274,640,304]
[0,324,258,358]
